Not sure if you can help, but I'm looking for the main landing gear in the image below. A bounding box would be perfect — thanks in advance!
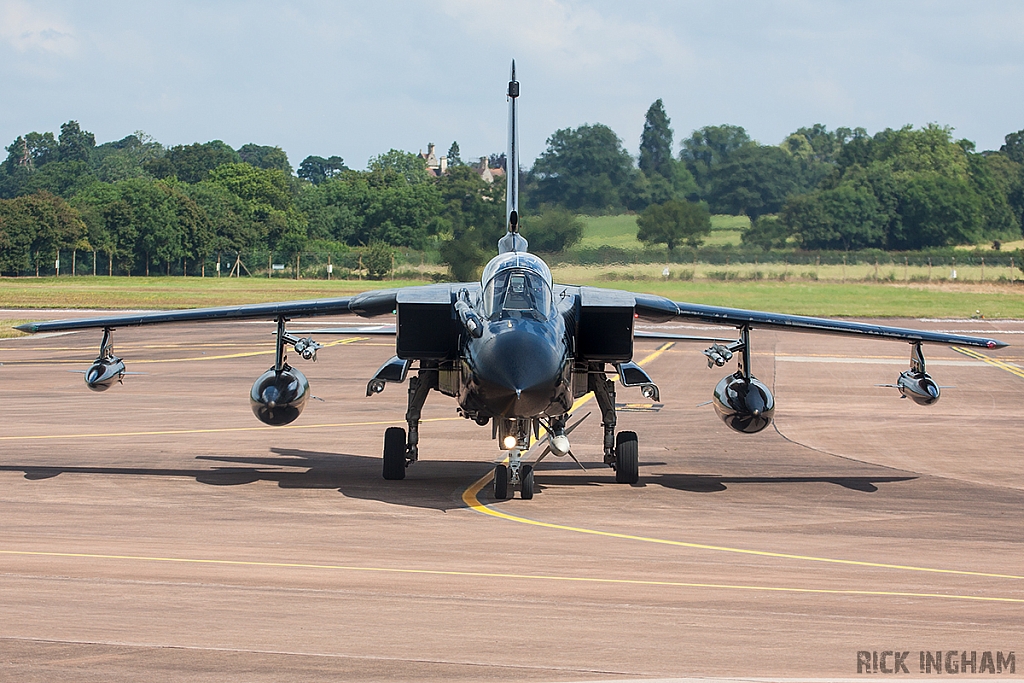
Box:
[592,370,640,485]
[381,367,436,481]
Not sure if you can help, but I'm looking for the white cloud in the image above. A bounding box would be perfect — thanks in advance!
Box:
[0,0,76,54]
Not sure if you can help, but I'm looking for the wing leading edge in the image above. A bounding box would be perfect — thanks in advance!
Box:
[632,292,1006,349]
[13,287,409,334]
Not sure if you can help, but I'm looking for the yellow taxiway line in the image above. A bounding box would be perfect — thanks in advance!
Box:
[460,343,1024,583]
[0,337,366,365]
[952,346,1024,379]
[1,549,1019,603]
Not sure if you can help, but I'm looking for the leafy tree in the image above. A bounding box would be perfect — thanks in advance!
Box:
[742,214,792,251]
[362,240,393,280]
[439,228,486,281]
[22,161,96,198]
[529,123,636,212]
[488,153,506,171]
[680,124,753,194]
[637,200,711,251]
[707,145,804,219]
[12,191,87,273]
[892,173,982,249]
[238,144,293,174]
[784,184,889,250]
[71,181,136,272]
[145,140,240,183]
[297,155,347,185]
[446,141,462,167]
[368,150,430,185]
[187,180,260,252]
[967,153,1018,238]
[58,121,96,163]
[207,163,305,254]
[91,132,163,183]
[24,132,59,168]
[4,137,31,170]
[0,197,37,273]
[362,179,443,247]
[524,207,583,252]
[639,99,674,180]
[435,165,504,278]
[1001,129,1024,164]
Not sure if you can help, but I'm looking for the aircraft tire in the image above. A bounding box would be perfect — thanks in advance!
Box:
[494,464,509,499]
[520,464,534,500]
[614,431,639,484]
[382,427,407,480]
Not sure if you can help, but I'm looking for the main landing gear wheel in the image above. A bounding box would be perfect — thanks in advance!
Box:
[494,464,509,499]
[382,427,407,480]
[520,464,535,500]
[614,431,639,484]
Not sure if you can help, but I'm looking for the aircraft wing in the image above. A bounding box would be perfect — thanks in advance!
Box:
[13,287,411,334]
[632,292,1006,349]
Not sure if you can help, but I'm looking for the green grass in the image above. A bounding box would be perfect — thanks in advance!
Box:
[576,214,643,249]
[3,273,1023,324]
[576,213,749,250]
[576,279,1024,319]
[0,276,412,311]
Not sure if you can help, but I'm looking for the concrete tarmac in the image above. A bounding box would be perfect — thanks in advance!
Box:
[1,314,1022,681]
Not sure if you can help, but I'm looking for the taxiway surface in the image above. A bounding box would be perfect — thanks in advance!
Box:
[1,314,1022,681]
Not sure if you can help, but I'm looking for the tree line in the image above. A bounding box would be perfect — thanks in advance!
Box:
[2,110,1023,280]
[526,102,1024,253]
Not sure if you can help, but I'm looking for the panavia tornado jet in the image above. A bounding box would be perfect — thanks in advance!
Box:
[16,63,1008,500]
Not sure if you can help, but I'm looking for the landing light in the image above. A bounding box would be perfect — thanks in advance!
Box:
[503,435,518,449]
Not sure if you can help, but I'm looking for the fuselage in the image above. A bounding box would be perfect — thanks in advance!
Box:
[458,251,573,419]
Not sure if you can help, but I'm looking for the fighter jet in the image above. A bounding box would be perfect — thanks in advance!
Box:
[17,63,1007,500]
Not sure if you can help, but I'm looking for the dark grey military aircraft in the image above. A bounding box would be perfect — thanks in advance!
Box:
[17,64,1007,500]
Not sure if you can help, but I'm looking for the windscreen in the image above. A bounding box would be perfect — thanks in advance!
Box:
[482,270,552,321]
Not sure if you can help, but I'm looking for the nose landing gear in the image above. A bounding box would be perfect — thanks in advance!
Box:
[493,447,533,500]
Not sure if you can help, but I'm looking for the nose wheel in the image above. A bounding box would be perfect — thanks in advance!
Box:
[493,451,535,500]
[494,464,509,499]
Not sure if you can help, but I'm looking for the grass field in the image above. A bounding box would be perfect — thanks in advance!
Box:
[576,214,749,250]
[2,272,1022,338]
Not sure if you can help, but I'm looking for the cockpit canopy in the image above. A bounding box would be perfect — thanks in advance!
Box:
[480,252,553,321]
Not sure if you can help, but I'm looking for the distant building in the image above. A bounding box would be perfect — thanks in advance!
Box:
[474,156,505,184]
[418,143,448,177]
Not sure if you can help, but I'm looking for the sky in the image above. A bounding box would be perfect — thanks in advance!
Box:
[2,1,1023,171]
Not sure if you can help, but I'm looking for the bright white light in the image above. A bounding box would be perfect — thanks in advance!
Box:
[503,435,518,449]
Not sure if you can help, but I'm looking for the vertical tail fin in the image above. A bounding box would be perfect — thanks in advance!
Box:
[498,60,529,254]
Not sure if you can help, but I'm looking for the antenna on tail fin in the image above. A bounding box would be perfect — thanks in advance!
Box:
[498,60,529,254]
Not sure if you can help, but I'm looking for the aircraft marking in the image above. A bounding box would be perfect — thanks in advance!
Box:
[0,549,1019,603]
[953,346,1024,379]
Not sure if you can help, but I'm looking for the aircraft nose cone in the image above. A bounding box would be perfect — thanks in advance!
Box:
[473,326,562,417]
